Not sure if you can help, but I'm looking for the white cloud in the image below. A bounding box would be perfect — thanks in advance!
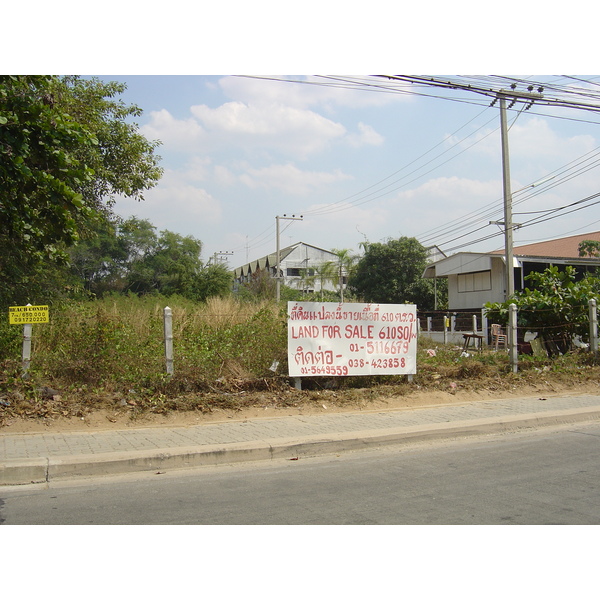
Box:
[114,171,222,240]
[300,202,391,252]
[347,122,384,147]
[213,164,237,186]
[190,101,346,158]
[510,117,596,160]
[142,101,350,159]
[447,116,597,165]
[390,176,503,239]
[141,109,205,152]
[399,176,500,203]
[239,163,353,195]
[181,156,212,182]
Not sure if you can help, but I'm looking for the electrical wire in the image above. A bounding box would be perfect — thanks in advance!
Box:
[230,75,600,259]
[417,145,600,248]
[303,114,500,217]
[303,106,495,215]
[441,191,600,254]
[228,88,504,257]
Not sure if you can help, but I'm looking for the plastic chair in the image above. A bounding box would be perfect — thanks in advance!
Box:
[491,324,508,351]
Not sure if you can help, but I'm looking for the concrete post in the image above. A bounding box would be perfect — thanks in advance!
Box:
[164,306,174,375]
[509,303,518,373]
[481,308,489,347]
[589,299,598,358]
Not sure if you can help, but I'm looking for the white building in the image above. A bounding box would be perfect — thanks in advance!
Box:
[233,242,344,294]
[423,231,600,310]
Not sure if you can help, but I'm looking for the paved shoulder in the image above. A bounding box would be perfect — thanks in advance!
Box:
[2,394,600,485]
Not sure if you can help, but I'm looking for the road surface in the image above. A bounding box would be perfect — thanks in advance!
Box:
[2,422,600,524]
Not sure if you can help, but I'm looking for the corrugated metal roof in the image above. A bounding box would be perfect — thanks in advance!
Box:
[233,242,338,278]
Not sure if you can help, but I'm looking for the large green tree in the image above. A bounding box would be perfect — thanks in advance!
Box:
[0,75,162,306]
[52,77,162,211]
[126,227,204,296]
[348,237,445,309]
[68,216,232,301]
[67,215,130,297]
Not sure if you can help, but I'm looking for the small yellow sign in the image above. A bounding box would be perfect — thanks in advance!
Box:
[9,305,49,325]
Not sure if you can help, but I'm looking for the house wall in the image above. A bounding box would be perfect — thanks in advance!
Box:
[427,245,600,311]
[447,259,506,309]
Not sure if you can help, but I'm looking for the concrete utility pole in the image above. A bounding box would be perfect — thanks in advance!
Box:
[497,87,543,374]
[276,214,303,302]
[497,87,543,301]
[499,93,516,300]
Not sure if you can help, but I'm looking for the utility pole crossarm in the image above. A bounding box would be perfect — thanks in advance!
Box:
[211,251,234,265]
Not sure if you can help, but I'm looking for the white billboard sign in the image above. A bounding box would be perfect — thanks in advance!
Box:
[288,302,417,377]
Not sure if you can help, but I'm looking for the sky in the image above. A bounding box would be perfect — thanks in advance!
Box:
[8,3,600,273]
[90,75,600,268]
[97,73,600,270]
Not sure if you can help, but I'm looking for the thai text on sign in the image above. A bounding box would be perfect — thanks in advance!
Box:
[8,305,49,325]
[287,302,417,377]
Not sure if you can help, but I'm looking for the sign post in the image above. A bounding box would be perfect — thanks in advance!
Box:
[8,304,49,376]
[288,302,417,380]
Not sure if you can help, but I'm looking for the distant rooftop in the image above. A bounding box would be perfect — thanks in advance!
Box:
[492,231,600,259]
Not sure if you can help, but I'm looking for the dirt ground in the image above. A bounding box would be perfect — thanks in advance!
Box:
[2,378,598,435]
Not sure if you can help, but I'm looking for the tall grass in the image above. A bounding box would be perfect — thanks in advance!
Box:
[3,295,287,393]
[3,295,599,422]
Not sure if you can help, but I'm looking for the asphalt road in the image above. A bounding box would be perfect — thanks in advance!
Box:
[2,422,600,524]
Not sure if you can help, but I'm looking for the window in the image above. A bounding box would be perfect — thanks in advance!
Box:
[287,268,302,277]
[457,270,491,293]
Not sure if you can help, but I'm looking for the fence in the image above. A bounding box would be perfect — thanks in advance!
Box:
[419,300,600,373]
[418,309,491,346]
[9,299,600,379]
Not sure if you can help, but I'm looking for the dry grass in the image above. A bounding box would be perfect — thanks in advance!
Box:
[2,296,600,427]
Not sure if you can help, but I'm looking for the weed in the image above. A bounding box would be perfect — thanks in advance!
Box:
[2,297,600,424]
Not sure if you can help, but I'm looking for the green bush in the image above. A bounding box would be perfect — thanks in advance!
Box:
[485,265,600,355]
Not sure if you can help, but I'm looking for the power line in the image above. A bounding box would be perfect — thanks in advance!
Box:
[299,105,496,217]
[441,191,600,254]
[303,112,500,217]
[231,75,600,258]
[417,145,600,248]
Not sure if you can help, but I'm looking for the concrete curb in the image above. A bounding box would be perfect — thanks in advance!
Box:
[2,406,600,485]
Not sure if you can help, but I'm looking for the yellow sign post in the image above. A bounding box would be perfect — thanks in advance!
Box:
[8,304,49,376]
[9,305,49,325]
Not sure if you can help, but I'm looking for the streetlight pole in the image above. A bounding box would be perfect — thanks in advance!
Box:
[211,250,234,265]
[275,214,303,302]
